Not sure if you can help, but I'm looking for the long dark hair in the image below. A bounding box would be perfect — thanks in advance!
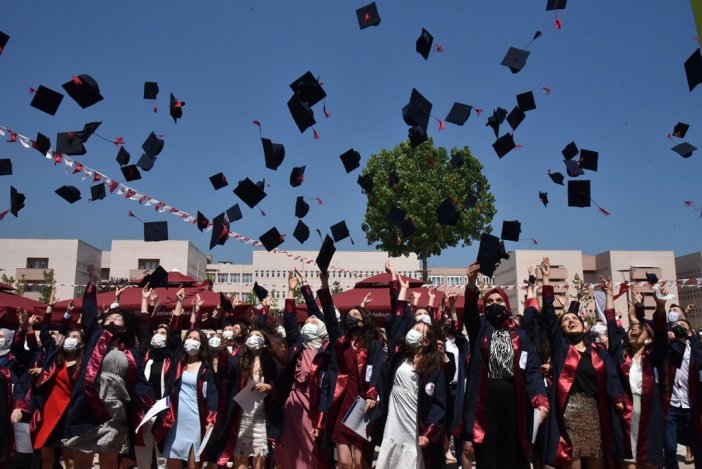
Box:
[178,329,213,366]
[102,309,149,349]
[239,330,277,383]
[414,328,443,379]
[55,329,85,369]
[345,306,385,349]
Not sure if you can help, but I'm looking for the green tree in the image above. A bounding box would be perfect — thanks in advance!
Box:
[39,269,56,304]
[570,273,594,316]
[361,139,496,280]
[0,274,15,286]
[331,281,344,295]
[244,292,259,305]
[292,284,303,304]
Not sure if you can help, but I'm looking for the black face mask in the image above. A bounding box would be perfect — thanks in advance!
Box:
[485,303,508,325]
[104,323,124,337]
[346,315,362,331]
[566,332,586,345]
[673,325,689,339]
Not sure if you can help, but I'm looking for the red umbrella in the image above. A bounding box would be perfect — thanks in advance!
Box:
[0,291,47,328]
[353,273,424,288]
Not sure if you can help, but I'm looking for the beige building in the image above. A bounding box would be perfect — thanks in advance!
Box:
[675,251,702,328]
[205,262,255,299]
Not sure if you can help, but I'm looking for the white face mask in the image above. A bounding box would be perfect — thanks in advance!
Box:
[276,325,286,338]
[0,338,11,350]
[208,336,222,349]
[184,339,201,356]
[415,314,432,326]
[590,323,607,336]
[405,328,423,347]
[63,337,80,352]
[301,323,319,342]
[222,330,234,340]
[245,335,265,351]
[151,334,167,349]
[668,311,680,323]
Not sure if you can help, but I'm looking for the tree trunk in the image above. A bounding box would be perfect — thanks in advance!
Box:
[421,256,429,282]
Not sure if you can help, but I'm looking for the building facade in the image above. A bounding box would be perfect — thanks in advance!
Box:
[675,251,702,329]
[104,240,209,283]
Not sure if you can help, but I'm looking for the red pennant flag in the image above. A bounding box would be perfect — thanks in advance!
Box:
[72,163,84,175]
[125,189,136,199]
[139,195,150,204]
[313,129,319,140]
[154,202,165,211]
[93,173,102,182]
[53,153,63,165]
[613,281,629,300]
[7,132,17,143]
[109,181,119,193]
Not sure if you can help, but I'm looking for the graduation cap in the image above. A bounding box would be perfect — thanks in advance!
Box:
[295,196,309,218]
[516,91,536,112]
[144,82,159,100]
[226,204,243,222]
[209,172,228,190]
[548,170,565,185]
[402,88,432,131]
[330,220,352,243]
[445,102,472,126]
[645,272,659,284]
[340,149,361,173]
[316,235,336,273]
[506,106,526,131]
[253,282,269,302]
[219,292,234,312]
[684,48,702,92]
[493,133,516,158]
[501,220,521,242]
[61,74,103,109]
[562,141,579,160]
[408,125,428,147]
[116,147,130,166]
[137,153,157,171]
[90,183,106,201]
[416,28,433,60]
[476,233,510,277]
[567,180,591,207]
[55,185,81,204]
[209,212,230,249]
[121,164,142,182]
[450,151,465,168]
[564,159,585,177]
[0,31,9,53]
[142,132,164,158]
[290,71,326,107]
[437,197,460,225]
[579,149,599,171]
[10,186,25,217]
[56,132,87,156]
[357,174,374,193]
[389,170,400,188]
[486,107,508,137]
[30,85,64,115]
[144,221,168,242]
[539,191,549,207]
[259,227,284,251]
[0,159,11,176]
[139,265,169,288]
[546,0,567,10]
[293,220,310,243]
[196,211,209,232]
[287,94,316,133]
[501,47,530,74]
[33,132,51,156]
[233,178,267,208]
[262,138,285,170]
[673,122,690,138]
[399,219,417,237]
[356,2,381,29]
[671,142,697,158]
[169,93,184,123]
[290,166,306,187]
[387,206,407,226]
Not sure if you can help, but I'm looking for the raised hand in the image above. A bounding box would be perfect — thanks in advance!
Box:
[288,270,298,291]
[467,262,480,288]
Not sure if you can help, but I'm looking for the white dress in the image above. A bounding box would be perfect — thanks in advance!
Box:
[376,360,424,469]
[234,372,268,458]
[627,356,643,462]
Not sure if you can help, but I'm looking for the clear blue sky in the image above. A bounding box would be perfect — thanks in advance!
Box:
[0,0,700,268]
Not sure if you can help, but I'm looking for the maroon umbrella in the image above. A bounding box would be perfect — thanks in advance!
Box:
[0,291,47,328]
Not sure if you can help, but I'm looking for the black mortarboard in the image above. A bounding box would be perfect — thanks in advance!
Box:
[144,221,168,242]
[402,88,432,131]
[10,186,25,217]
[357,174,374,193]
[684,48,702,92]
[450,152,465,168]
[546,0,567,10]
[445,102,472,126]
[400,219,417,237]
[220,292,234,312]
[0,31,9,52]
[501,220,521,242]
[262,138,285,170]
[287,94,316,133]
[516,91,536,112]
[464,194,478,209]
[486,107,508,137]
[316,235,336,273]
[295,196,309,218]
[506,106,526,131]
[33,133,51,156]
[116,147,130,166]
[253,282,269,302]
[408,125,428,147]
[0,159,11,176]
[330,220,351,242]
[90,183,106,201]
[55,185,81,204]
[290,71,326,107]
[226,204,243,222]
[389,170,400,188]
[548,171,565,185]
[501,47,530,74]
[142,132,164,158]
[259,227,284,252]
[493,133,516,158]
[477,233,509,277]
[293,220,310,243]
[356,2,381,29]
[416,28,433,60]
[137,153,158,171]
[144,82,159,99]
[539,191,549,207]
[564,159,585,177]
[196,211,209,232]
[673,122,690,138]
[121,164,142,181]
[209,172,228,190]
[645,272,659,284]
[562,141,579,160]
[671,142,697,158]
[169,93,184,123]
[567,180,591,207]
[387,206,407,226]
[437,197,460,226]
[579,149,599,171]
[30,85,64,115]
[233,178,267,207]
[62,74,103,109]
[290,166,306,187]
[56,131,87,156]
[140,265,168,288]
[209,212,230,249]
[73,119,101,142]
[340,149,361,173]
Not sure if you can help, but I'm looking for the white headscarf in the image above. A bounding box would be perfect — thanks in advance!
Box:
[0,328,14,356]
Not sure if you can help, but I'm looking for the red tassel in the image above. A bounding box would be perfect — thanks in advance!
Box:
[313,129,319,140]
[113,137,124,146]
[323,102,331,118]
[71,76,83,85]
[684,200,695,207]
[528,238,538,245]
[598,207,611,216]
[314,197,323,205]
[0,210,8,220]
[555,16,562,29]
[475,108,483,117]
[436,118,445,131]
[541,86,553,95]
[252,120,261,128]
[153,104,158,113]
[515,144,523,149]
[29,87,36,94]
[434,44,445,52]
[364,12,372,23]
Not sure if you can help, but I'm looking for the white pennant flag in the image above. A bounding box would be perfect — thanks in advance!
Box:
[19,137,31,149]
[0,128,5,136]
[145,198,157,207]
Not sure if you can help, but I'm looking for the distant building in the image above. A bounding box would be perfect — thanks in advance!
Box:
[104,240,208,283]
[675,251,702,329]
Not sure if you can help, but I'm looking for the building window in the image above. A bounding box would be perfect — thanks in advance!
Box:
[26,258,49,269]
[428,275,444,285]
[217,273,229,284]
[242,274,253,284]
[101,268,110,280]
[231,273,241,284]
[446,276,463,286]
[138,259,160,270]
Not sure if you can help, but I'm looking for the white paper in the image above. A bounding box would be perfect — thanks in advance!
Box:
[365,365,373,383]
[196,425,214,458]
[531,408,541,444]
[519,351,528,370]
[234,381,265,413]
[341,396,371,441]
[13,422,33,453]
[654,368,659,384]
[135,396,170,434]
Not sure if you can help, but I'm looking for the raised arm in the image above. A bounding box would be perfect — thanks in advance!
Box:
[170,286,187,332]
[140,284,152,315]
[81,282,99,336]
[464,262,481,344]
[297,269,323,321]
[283,271,301,348]
[602,276,624,358]
[522,265,541,346]
[316,270,341,344]
[539,257,566,353]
